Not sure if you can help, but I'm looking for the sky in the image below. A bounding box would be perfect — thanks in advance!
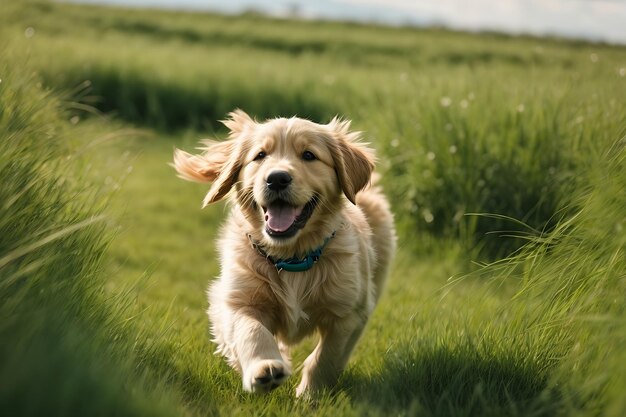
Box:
[69,0,626,44]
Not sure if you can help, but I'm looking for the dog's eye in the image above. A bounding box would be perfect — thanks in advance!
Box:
[254,151,266,161]
[302,151,316,161]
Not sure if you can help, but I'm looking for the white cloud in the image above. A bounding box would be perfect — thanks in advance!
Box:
[337,0,626,43]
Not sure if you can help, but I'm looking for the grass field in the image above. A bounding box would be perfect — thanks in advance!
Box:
[1,1,625,416]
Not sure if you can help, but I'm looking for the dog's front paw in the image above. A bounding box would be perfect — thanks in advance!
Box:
[243,359,290,393]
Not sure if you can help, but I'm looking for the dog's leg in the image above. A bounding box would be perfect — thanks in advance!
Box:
[232,309,291,393]
[295,312,367,397]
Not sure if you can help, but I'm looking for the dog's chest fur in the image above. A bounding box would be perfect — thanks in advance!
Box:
[216,207,375,347]
[274,272,317,341]
[264,247,371,344]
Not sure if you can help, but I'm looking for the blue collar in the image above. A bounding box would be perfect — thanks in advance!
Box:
[248,232,336,272]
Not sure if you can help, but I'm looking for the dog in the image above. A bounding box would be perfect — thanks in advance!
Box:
[173,110,395,397]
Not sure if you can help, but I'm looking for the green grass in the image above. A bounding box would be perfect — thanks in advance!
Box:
[1,1,625,416]
[0,53,180,417]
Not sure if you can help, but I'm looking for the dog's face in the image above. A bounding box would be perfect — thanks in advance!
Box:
[173,110,374,247]
[241,119,341,240]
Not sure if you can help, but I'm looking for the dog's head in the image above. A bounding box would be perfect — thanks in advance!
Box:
[173,109,374,247]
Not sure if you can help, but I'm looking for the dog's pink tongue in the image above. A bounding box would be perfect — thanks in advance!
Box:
[266,204,302,232]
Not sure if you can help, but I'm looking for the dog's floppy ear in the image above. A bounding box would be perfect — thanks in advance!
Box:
[201,142,244,207]
[172,110,255,207]
[172,140,235,183]
[328,117,375,205]
[172,139,243,207]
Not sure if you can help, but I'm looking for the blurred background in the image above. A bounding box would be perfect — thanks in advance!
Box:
[72,0,626,43]
[1,1,625,417]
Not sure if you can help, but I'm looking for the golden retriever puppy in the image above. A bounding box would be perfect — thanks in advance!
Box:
[173,110,395,397]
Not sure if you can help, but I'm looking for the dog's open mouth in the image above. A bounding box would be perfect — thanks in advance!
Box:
[262,198,317,238]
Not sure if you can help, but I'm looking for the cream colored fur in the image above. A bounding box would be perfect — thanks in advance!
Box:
[173,110,396,397]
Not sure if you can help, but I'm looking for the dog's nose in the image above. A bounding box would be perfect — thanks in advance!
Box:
[266,171,292,191]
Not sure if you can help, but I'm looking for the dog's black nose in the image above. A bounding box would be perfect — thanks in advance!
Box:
[267,171,292,191]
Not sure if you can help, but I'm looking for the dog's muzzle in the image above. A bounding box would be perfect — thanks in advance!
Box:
[262,197,318,239]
